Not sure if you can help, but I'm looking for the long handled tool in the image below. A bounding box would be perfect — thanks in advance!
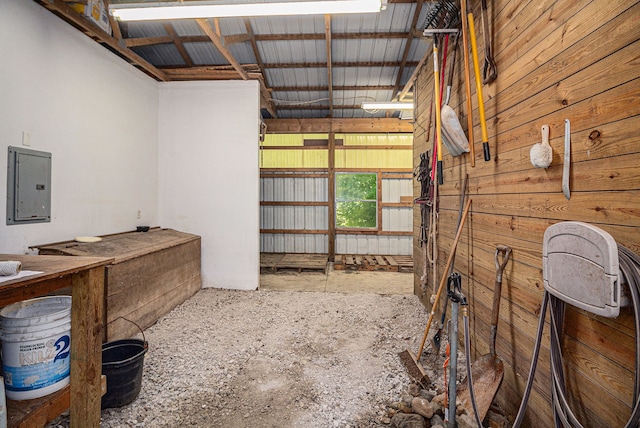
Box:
[446,273,466,428]
[458,245,511,421]
[433,174,468,352]
[441,35,471,157]
[459,0,475,167]
[468,13,491,162]
[480,0,497,83]
[399,198,472,384]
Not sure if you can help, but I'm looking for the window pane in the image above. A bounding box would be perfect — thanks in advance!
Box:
[336,201,377,228]
[336,173,377,200]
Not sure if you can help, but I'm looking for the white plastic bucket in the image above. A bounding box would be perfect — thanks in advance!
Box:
[0,296,72,400]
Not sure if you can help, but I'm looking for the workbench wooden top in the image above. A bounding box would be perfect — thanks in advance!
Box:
[0,253,113,286]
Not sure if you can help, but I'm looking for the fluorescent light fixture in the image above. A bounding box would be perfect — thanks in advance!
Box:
[361,101,414,110]
[110,0,385,21]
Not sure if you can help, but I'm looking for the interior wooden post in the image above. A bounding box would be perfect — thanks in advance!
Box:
[328,129,336,262]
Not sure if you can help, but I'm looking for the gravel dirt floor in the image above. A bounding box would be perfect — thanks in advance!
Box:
[48,280,452,428]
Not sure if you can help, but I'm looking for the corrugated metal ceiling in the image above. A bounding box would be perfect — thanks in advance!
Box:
[38,0,435,120]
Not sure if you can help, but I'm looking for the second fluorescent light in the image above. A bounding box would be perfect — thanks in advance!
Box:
[361,102,414,110]
[110,0,385,21]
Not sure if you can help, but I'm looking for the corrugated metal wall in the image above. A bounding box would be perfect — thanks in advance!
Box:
[260,133,413,255]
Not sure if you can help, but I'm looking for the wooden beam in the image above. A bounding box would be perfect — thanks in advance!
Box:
[245,19,277,118]
[262,60,419,69]
[163,23,194,67]
[260,201,329,206]
[264,118,413,133]
[392,0,425,101]
[120,31,422,48]
[259,145,412,150]
[325,15,334,118]
[125,35,174,48]
[243,31,421,41]
[328,130,336,261]
[101,0,122,41]
[162,68,263,81]
[272,85,396,92]
[35,0,167,81]
[398,47,430,101]
[196,19,249,80]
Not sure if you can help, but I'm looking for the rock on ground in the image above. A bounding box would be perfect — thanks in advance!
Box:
[48,288,431,428]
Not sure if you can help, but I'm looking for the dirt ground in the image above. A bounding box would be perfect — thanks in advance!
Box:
[49,271,437,428]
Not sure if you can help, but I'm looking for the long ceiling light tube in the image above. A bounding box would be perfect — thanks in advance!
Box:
[361,101,414,110]
[110,0,385,21]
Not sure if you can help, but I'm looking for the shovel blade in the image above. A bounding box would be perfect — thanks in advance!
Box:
[457,354,504,422]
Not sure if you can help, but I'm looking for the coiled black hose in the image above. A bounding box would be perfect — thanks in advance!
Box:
[511,244,640,427]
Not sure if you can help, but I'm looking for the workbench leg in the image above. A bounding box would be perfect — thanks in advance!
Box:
[70,266,105,428]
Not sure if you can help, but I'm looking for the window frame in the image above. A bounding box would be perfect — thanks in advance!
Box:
[334,172,378,230]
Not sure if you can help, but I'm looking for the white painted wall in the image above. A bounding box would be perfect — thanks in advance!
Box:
[158,81,260,290]
[0,0,159,253]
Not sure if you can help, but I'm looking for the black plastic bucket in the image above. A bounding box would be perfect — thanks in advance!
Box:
[101,338,147,409]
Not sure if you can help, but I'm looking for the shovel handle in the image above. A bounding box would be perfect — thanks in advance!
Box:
[490,246,511,357]
[460,0,475,167]
[468,13,491,162]
[417,198,472,358]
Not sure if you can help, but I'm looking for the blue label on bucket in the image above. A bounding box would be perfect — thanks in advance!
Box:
[3,334,71,392]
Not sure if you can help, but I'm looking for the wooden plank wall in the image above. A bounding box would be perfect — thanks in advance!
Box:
[412,1,640,426]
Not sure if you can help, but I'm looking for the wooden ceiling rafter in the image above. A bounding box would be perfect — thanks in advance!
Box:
[123,31,423,48]
[163,23,194,67]
[391,0,425,101]
[325,15,334,118]
[196,18,249,79]
[244,18,277,118]
[162,68,263,80]
[36,0,167,81]
[196,18,277,117]
[272,85,396,92]
[262,60,419,69]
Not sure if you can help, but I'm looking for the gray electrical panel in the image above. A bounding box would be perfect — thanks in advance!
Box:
[6,146,52,225]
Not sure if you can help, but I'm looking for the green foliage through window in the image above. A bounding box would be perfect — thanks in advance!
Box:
[335,173,377,228]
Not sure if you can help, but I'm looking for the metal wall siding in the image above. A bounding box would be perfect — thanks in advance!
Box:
[335,235,412,256]
[261,234,327,254]
[382,207,411,232]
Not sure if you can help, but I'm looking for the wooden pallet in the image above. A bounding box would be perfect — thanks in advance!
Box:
[260,253,328,274]
[334,255,413,272]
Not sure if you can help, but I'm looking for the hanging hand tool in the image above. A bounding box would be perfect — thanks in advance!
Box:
[399,198,472,384]
[433,174,468,353]
[480,0,497,84]
[468,13,491,162]
[433,41,444,185]
[460,0,475,167]
[446,273,466,428]
[458,245,511,422]
[563,119,571,199]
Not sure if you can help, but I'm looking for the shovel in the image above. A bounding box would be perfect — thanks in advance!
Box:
[441,34,471,157]
[458,245,511,421]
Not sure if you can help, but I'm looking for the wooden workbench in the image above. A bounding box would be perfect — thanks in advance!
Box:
[0,254,113,428]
